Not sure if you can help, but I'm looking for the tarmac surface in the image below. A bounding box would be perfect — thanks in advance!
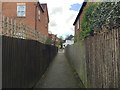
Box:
[34,49,82,88]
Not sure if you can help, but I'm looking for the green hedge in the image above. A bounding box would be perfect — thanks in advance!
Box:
[80,2,120,40]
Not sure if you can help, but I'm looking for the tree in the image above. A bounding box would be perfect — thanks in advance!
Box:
[59,36,64,49]
[45,37,53,45]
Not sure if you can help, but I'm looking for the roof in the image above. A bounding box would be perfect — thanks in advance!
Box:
[37,2,44,12]
[73,2,87,25]
[65,35,74,40]
[48,33,57,38]
[41,3,49,23]
[41,4,46,10]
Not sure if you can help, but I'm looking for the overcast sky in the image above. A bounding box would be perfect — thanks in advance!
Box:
[39,0,84,38]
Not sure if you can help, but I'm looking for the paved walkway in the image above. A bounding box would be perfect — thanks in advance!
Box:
[34,50,81,88]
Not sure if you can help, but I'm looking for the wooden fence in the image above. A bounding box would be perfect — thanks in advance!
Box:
[1,16,58,88]
[2,16,47,43]
[85,27,120,88]
[65,27,120,88]
[2,36,58,88]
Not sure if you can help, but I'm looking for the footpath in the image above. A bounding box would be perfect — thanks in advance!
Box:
[34,50,83,88]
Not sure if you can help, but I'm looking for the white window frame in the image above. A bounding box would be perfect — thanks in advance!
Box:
[17,3,26,17]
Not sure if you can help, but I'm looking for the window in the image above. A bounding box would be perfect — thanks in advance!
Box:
[38,9,40,20]
[17,3,26,17]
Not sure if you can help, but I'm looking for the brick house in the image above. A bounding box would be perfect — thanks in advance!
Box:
[47,33,61,47]
[73,2,87,42]
[48,33,57,45]
[2,1,49,36]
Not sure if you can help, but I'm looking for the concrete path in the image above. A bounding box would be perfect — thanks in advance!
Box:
[34,50,81,88]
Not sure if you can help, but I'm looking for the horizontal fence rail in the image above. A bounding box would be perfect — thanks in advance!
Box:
[2,16,47,43]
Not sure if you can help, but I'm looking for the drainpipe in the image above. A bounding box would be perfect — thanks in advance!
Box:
[34,2,38,40]
[0,2,2,90]
[35,2,37,31]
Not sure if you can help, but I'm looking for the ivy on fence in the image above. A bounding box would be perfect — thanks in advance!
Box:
[91,2,120,32]
[80,3,97,39]
[80,2,120,40]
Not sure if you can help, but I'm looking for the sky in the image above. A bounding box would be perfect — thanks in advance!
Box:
[39,0,84,39]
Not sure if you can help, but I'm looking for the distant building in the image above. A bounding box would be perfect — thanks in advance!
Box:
[63,35,74,47]
[2,1,49,36]
[48,33,57,45]
[48,33,56,41]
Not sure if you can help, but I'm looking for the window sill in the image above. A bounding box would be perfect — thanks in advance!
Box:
[17,16,26,18]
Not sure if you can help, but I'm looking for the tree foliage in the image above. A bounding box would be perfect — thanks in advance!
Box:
[45,37,53,45]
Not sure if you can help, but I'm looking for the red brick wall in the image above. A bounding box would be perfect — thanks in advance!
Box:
[74,20,80,41]
[36,4,49,36]
[2,2,49,36]
[74,2,93,41]
[2,2,36,30]
[74,22,77,36]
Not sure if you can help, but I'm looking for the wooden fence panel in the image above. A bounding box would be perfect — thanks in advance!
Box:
[65,27,120,88]
[2,36,58,88]
[85,28,120,88]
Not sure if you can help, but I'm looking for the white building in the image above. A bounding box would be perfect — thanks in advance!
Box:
[63,35,74,47]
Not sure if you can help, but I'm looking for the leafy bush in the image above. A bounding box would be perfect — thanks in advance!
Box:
[45,37,53,45]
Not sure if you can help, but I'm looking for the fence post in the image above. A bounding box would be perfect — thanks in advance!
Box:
[25,25,28,39]
[2,16,4,35]
[7,17,10,36]
[24,24,26,39]
[18,23,21,38]
[22,24,25,39]
[10,18,13,37]
[13,19,16,38]
[15,22,18,38]
[3,16,6,35]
